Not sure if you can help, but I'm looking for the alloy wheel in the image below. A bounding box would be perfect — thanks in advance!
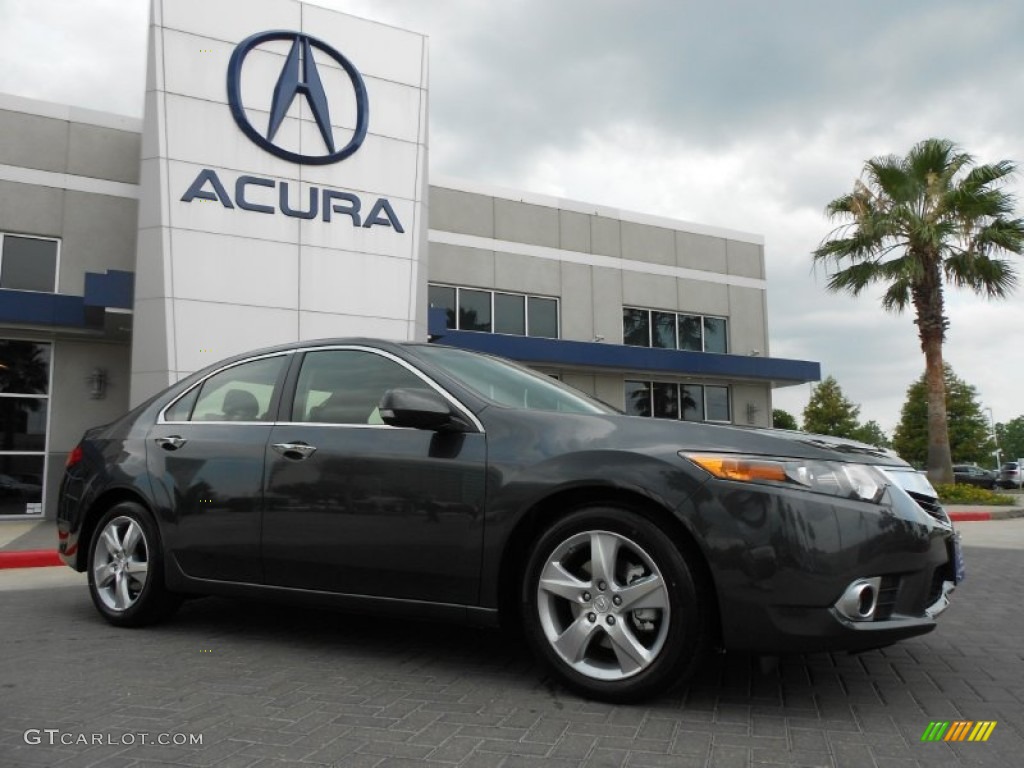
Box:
[92,515,150,612]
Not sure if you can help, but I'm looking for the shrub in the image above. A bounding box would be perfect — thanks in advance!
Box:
[935,484,1015,506]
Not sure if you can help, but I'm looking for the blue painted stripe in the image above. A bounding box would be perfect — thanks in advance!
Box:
[0,269,135,328]
[428,308,819,385]
[84,270,134,309]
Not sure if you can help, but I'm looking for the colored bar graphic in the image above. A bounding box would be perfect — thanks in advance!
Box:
[921,721,996,742]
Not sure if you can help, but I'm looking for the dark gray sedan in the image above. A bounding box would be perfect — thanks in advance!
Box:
[57,339,961,701]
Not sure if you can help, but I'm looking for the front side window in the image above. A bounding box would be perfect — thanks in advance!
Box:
[189,356,286,422]
[0,339,50,516]
[292,350,425,424]
[0,234,59,293]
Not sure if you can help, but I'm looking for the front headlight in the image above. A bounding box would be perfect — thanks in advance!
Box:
[680,452,887,503]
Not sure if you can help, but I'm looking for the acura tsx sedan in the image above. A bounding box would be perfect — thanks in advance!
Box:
[57,339,962,701]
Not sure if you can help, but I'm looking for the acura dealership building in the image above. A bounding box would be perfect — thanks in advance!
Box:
[0,0,819,519]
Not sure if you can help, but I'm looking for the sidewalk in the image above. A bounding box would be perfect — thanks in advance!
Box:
[0,519,61,568]
[944,503,1024,522]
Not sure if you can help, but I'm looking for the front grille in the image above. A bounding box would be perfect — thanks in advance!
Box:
[907,491,949,523]
[873,575,901,621]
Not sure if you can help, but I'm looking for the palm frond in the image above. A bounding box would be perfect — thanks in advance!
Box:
[943,252,1018,297]
[880,277,913,312]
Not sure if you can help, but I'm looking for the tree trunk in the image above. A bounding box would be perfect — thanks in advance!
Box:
[922,332,954,484]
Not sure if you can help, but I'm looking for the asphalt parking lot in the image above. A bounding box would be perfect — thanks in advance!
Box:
[1,522,1022,768]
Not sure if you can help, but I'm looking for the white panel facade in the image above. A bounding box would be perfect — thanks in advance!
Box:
[131,0,429,405]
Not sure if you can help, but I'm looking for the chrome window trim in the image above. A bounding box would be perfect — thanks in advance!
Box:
[157,345,485,434]
[157,351,294,425]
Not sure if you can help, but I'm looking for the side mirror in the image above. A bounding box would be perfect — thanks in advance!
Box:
[379,388,467,431]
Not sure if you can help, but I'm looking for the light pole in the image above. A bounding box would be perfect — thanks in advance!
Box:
[984,407,1001,470]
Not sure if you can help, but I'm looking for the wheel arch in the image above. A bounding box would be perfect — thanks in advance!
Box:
[75,487,156,571]
[496,485,722,645]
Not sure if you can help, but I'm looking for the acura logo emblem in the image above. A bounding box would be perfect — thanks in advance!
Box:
[227,31,369,165]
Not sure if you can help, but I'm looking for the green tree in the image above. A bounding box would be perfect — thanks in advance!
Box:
[813,139,1024,484]
[995,416,1024,464]
[772,408,798,430]
[850,420,890,448]
[802,376,860,438]
[892,365,992,467]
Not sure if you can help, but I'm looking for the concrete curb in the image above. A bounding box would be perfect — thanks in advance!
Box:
[0,550,63,569]
[948,507,1024,522]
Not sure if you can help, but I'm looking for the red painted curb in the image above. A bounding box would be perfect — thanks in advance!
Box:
[0,550,63,569]
[948,511,993,522]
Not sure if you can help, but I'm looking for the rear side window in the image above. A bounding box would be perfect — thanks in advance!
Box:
[187,356,287,422]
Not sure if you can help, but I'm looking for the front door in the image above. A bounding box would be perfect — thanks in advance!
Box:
[261,348,486,604]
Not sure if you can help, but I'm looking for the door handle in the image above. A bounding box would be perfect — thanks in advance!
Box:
[155,436,187,451]
[272,442,317,460]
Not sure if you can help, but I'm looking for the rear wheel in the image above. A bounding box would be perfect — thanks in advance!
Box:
[88,502,180,627]
[521,506,707,701]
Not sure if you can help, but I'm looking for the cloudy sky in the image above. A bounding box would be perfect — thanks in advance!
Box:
[3,0,1024,438]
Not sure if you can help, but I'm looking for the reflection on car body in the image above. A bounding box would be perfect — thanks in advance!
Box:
[58,339,960,701]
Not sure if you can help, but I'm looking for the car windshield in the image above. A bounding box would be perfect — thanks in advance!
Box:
[412,345,615,415]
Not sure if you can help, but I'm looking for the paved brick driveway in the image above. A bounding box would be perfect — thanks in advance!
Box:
[1,543,1021,768]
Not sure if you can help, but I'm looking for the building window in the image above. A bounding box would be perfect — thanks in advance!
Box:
[0,340,51,517]
[0,234,59,293]
[624,379,731,423]
[623,307,728,353]
[429,284,559,339]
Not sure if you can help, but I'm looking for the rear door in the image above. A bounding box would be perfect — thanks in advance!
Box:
[148,353,290,583]
[261,347,486,604]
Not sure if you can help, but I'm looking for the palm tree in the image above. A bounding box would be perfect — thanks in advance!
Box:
[813,138,1024,484]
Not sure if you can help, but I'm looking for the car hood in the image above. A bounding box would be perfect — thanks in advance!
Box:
[485,409,909,468]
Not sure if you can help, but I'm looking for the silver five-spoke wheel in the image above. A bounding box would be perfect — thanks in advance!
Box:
[536,529,671,681]
[92,515,150,613]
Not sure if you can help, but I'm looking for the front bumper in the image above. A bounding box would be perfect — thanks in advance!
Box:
[688,476,958,654]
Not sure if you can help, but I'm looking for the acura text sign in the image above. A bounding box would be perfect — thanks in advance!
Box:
[131,0,429,405]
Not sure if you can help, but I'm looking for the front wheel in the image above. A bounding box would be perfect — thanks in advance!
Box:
[521,507,708,702]
[88,502,180,627]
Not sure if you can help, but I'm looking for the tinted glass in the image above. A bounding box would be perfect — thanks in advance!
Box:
[623,309,650,346]
[293,350,425,424]
[681,384,704,421]
[0,397,48,451]
[678,315,703,351]
[527,297,558,338]
[652,382,679,419]
[191,356,286,422]
[494,293,526,335]
[163,387,199,422]
[0,454,44,516]
[624,380,652,417]
[427,285,456,329]
[1,236,57,292]
[651,312,677,349]
[0,341,51,394]
[706,385,730,422]
[415,345,611,414]
[459,289,492,332]
[704,317,728,353]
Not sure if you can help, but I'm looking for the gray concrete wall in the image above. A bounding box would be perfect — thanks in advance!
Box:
[0,102,140,519]
[45,340,132,517]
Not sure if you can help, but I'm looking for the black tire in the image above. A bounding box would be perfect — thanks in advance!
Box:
[87,501,180,627]
[520,506,708,702]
